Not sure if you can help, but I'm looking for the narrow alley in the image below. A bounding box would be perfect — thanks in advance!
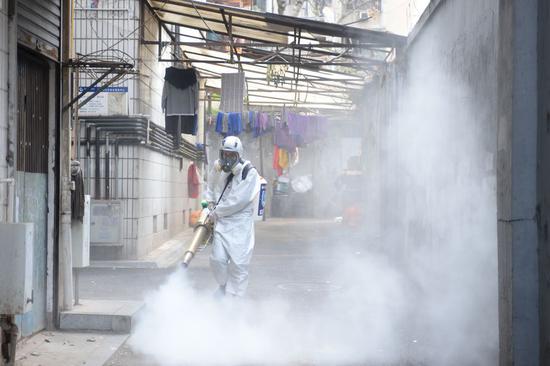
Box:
[1,0,549,365]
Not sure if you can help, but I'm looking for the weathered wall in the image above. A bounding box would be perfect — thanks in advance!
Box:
[131,145,196,259]
[496,0,544,364]
[12,54,57,336]
[538,0,550,362]
[15,172,48,336]
[138,4,169,127]
[0,1,9,221]
[82,140,197,260]
[362,0,499,363]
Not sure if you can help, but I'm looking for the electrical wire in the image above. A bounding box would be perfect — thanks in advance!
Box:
[78,0,170,60]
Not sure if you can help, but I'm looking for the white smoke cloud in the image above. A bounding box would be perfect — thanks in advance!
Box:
[130,36,498,366]
[129,251,411,366]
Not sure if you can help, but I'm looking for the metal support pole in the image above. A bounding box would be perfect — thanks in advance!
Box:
[59,0,74,312]
[2,1,19,362]
[258,134,266,222]
[6,0,17,223]
[105,134,110,199]
[73,268,80,305]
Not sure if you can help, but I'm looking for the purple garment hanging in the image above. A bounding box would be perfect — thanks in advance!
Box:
[274,125,296,150]
[253,112,270,137]
[259,113,269,131]
[286,112,306,145]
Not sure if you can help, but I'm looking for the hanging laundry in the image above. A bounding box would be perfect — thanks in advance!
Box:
[165,115,197,135]
[249,111,255,128]
[286,112,307,145]
[215,112,242,136]
[162,67,198,117]
[244,111,255,132]
[285,112,328,144]
[220,72,245,114]
[215,112,228,134]
[274,124,297,150]
[227,112,243,136]
[187,163,201,199]
[253,112,269,137]
[162,66,199,136]
[278,148,289,170]
[260,112,270,131]
[182,115,198,135]
[273,145,283,176]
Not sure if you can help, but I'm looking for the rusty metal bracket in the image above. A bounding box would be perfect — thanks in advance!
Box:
[62,61,134,112]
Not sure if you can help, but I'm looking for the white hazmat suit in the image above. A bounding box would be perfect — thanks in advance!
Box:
[205,159,261,297]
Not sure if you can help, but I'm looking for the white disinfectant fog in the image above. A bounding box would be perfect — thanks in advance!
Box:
[130,41,498,366]
[130,252,412,366]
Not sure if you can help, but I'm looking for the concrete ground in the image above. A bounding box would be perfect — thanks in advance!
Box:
[22,219,391,366]
[96,219,378,366]
[15,331,127,366]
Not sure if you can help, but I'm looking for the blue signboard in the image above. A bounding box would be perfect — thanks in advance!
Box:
[79,86,128,93]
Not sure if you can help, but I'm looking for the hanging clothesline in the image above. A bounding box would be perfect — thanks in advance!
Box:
[215,108,328,142]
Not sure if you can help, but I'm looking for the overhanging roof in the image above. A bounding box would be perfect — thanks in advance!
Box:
[145,0,406,110]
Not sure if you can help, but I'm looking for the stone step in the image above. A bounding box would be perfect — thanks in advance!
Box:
[59,299,144,334]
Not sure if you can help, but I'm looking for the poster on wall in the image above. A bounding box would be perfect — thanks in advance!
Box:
[78,86,128,116]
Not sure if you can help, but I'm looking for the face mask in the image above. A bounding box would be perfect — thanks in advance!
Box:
[220,151,239,173]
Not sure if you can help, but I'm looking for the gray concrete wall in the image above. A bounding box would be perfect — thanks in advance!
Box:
[0,1,9,221]
[538,2,550,361]
[137,4,169,127]
[15,172,48,336]
[496,0,543,364]
[361,0,499,363]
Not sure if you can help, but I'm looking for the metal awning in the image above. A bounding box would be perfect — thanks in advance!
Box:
[144,0,406,110]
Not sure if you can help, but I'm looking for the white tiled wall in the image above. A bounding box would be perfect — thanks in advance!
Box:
[82,142,199,259]
[137,5,169,127]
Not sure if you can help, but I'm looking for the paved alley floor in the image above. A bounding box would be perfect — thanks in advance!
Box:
[78,219,389,366]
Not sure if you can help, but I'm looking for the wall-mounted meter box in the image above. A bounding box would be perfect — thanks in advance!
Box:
[0,223,34,314]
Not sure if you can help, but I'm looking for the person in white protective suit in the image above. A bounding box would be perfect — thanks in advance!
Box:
[205,136,261,297]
